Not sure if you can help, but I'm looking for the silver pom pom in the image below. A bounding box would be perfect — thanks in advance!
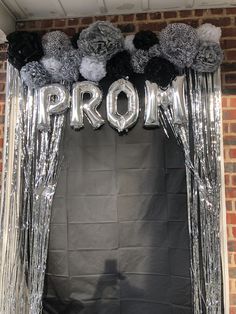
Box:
[124,35,136,53]
[40,56,62,82]
[79,56,106,82]
[61,49,82,66]
[131,49,150,74]
[197,23,222,43]
[77,21,124,61]
[58,49,82,83]
[149,44,162,58]
[160,23,199,68]
[42,31,72,59]
[20,61,51,89]
[191,41,223,73]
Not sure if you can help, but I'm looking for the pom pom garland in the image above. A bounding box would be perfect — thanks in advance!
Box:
[7,31,44,70]
[144,57,177,89]
[160,23,199,68]
[42,31,72,59]
[106,50,133,79]
[7,22,224,86]
[191,41,224,73]
[133,30,159,50]
[20,61,51,89]
[197,23,222,43]
[77,21,124,60]
[79,56,107,82]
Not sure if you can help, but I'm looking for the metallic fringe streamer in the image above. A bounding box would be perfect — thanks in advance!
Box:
[0,63,65,314]
[0,64,224,313]
[160,69,223,313]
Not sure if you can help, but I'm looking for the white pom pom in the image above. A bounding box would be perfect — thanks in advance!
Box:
[40,56,62,82]
[197,23,222,43]
[79,56,106,82]
[124,35,136,53]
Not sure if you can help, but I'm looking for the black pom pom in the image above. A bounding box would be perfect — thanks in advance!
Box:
[106,50,133,79]
[144,57,177,89]
[71,31,81,49]
[133,30,159,50]
[7,31,43,70]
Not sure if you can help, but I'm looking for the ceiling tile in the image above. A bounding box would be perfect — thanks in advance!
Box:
[60,0,101,17]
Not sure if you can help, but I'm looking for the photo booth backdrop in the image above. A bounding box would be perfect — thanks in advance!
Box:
[43,89,192,314]
[0,7,236,312]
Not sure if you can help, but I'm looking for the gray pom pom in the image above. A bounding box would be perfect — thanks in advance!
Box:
[42,31,72,59]
[131,49,150,74]
[77,21,124,60]
[160,23,199,68]
[40,56,62,82]
[59,49,82,83]
[20,61,51,89]
[148,44,162,58]
[191,41,223,73]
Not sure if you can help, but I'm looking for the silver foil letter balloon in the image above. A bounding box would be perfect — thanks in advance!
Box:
[70,81,104,130]
[172,75,187,125]
[37,84,70,131]
[144,80,173,127]
[106,78,139,132]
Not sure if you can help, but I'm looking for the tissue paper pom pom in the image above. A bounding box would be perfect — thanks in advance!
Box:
[61,49,82,66]
[133,30,159,50]
[42,31,72,59]
[149,44,162,58]
[80,56,106,82]
[124,35,136,53]
[71,32,81,49]
[78,21,124,60]
[131,49,150,74]
[191,41,223,73]
[197,23,222,43]
[60,56,80,83]
[160,23,199,68]
[41,56,62,82]
[20,61,51,89]
[106,51,133,79]
[7,31,43,70]
[144,57,176,89]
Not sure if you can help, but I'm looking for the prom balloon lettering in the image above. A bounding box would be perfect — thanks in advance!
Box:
[37,76,186,133]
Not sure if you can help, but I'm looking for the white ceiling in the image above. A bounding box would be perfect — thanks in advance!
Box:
[1,0,236,20]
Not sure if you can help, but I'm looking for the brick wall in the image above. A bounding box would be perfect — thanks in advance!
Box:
[0,7,236,312]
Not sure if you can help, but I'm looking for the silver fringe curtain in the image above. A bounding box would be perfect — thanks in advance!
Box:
[0,63,66,314]
[0,64,224,313]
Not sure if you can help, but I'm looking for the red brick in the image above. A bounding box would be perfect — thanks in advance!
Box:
[230,307,236,314]
[222,97,228,108]
[225,174,230,185]
[230,123,236,133]
[163,11,177,19]
[194,9,204,17]
[230,149,236,159]
[226,73,236,84]
[136,13,147,21]
[223,40,236,50]
[222,28,236,37]
[64,28,76,36]
[226,188,236,199]
[223,110,236,120]
[203,17,231,27]
[41,20,53,28]
[226,8,236,15]
[227,200,233,211]
[138,22,166,32]
[149,12,162,20]
[179,10,192,18]
[123,14,135,22]
[230,99,236,108]
[232,175,236,185]
[228,241,236,252]
[68,18,79,26]
[54,19,66,27]
[223,123,229,133]
[226,51,236,62]
[81,17,93,25]
[108,15,119,23]
[211,8,224,15]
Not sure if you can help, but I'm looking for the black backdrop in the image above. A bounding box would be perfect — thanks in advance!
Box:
[43,78,193,314]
